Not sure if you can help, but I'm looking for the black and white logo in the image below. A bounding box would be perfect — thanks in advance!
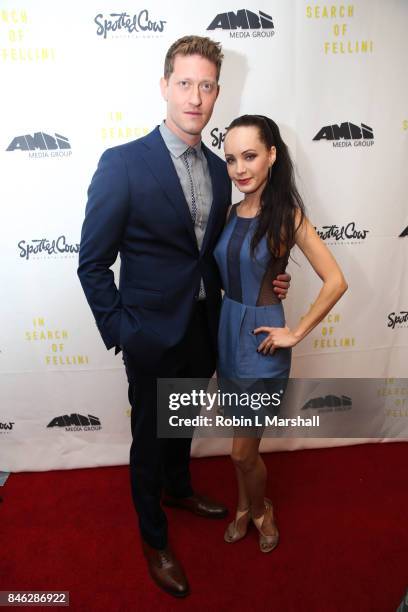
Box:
[399,225,408,237]
[302,395,352,412]
[47,414,102,432]
[207,9,274,38]
[313,122,374,148]
[17,236,80,261]
[6,132,72,158]
[387,311,408,330]
[210,127,228,150]
[94,11,167,39]
[0,422,15,434]
[315,222,369,244]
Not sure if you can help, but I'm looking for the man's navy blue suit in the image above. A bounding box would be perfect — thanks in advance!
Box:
[78,126,231,548]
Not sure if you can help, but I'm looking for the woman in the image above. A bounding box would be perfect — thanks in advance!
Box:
[214,115,347,552]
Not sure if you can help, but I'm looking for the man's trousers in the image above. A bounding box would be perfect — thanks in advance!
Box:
[125,300,216,549]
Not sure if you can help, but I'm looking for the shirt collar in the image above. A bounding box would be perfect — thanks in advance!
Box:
[159,120,203,159]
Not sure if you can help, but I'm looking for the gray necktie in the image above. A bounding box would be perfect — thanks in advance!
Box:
[181,148,198,223]
[181,148,206,299]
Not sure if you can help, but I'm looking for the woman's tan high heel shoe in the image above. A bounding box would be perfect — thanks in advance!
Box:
[224,508,251,543]
[252,498,279,553]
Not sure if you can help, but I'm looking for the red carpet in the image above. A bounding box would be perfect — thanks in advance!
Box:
[1,442,407,611]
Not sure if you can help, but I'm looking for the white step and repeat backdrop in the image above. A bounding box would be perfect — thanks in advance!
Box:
[1,1,407,471]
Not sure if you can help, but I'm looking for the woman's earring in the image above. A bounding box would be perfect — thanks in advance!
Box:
[268,165,272,181]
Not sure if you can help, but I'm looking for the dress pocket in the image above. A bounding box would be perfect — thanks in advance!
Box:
[236,304,289,377]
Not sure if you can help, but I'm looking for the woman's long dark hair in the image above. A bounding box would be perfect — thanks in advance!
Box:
[227,114,305,258]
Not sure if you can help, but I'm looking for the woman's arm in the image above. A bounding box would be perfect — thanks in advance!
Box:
[255,211,348,354]
[291,213,348,341]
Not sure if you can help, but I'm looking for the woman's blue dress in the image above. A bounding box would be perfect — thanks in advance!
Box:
[214,204,291,395]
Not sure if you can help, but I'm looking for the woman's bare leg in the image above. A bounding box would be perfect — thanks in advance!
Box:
[231,435,277,535]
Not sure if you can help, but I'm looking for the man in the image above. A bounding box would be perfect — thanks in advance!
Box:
[78,36,290,598]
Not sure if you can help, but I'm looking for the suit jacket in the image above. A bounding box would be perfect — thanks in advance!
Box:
[78,126,231,369]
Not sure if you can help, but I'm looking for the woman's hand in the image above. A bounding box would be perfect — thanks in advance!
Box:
[253,326,299,355]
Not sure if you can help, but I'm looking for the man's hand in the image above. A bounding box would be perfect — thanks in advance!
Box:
[273,272,291,300]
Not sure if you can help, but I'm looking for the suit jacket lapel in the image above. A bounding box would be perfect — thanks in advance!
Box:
[141,127,198,248]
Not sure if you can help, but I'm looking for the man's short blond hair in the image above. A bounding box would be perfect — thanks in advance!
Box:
[164,35,223,82]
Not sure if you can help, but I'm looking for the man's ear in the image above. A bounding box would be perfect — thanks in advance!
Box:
[160,77,168,101]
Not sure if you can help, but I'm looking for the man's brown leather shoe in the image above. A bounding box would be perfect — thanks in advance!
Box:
[162,493,228,519]
[141,540,190,598]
